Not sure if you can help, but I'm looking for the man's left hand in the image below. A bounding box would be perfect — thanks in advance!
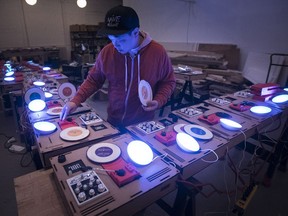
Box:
[142,100,159,111]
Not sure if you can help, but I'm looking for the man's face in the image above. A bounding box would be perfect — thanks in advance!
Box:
[108,28,138,54]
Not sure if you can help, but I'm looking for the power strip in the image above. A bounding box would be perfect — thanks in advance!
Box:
[233,183,258,214]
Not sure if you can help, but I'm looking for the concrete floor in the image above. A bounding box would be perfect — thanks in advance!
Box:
[0,96,287,216]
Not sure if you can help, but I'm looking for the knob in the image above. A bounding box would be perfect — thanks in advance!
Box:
[74,187,80,194]
[78,192,86,202]
[89,189,95,196]
[57,155,66,163]
[83,184,88,191]
[98,184,106,192]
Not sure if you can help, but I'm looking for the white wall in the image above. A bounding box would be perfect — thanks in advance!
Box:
[124,0,288,70]
[1,0,288,70]
[0,0,122,60]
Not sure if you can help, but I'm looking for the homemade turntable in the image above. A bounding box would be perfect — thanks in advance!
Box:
[33,110,120,167]
[50,133,179,216]
[27,82,91,123]
[172,102,258,142]
[126,114,227,179]
[28,99,91,123]
[206,94,283,129]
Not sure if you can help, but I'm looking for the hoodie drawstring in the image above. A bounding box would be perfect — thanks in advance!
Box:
[122,54,139,123]
[125,55,128,92]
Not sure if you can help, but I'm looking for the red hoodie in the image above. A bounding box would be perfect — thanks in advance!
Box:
[71,31,176,127]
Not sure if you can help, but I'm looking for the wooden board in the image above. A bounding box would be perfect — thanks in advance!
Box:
[14,169,68,216]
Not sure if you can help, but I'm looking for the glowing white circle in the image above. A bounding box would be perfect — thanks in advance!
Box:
[25,0,37,6]
[5,71,14,76]
[33,81,45,87]
[127,140,153,165]
[77,0,87,8]
[176,132,200,152]
[220,118,242,131]
[33,121,56,134]
[28,99,46,112]
[43,67,51,71]
[250,106,272,115]
[4,77,15,81]
[44,92,53,99]
[272,94,288,103]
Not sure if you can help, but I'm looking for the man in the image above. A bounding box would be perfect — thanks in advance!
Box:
[60,5,175,128]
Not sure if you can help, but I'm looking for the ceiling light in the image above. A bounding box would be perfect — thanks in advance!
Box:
[25,0,37,6]
[77,0,87,8]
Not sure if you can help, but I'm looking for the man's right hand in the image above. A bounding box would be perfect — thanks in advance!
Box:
[60,101,78,120]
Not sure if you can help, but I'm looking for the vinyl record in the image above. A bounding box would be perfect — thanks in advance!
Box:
[87,143,121,163]
[173,123,187,133]
[58,83,76,100]
[60,126,90,141]
[138,80,152,106]
[46,107,63,116]
[183,124,213,140]
[24,87,45,104]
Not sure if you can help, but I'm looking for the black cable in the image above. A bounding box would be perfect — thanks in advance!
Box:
[20,151,34,167]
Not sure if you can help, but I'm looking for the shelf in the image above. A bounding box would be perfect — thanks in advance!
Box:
[70,24,109,62]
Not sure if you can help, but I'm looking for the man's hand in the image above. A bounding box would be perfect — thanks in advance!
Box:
[60,102,78,120]
[142,100,159,112]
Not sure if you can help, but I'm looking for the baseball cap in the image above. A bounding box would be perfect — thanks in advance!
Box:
[99,5,140,36]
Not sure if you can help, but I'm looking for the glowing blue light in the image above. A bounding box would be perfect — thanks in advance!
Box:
[176,132,200,152]
[33,81,45,87]
[127,140,153,165]
[44,92,53,99]
[4,77,15,81]
[5,71,14,76]
[28,99,46,112]
[272,94,288,103]
[43,67,51,72]
[250,106,272,115]
[220,118,242,131]
[284,88,288,92]
[33,121,56,134]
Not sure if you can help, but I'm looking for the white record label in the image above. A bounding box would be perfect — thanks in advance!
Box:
[87,143,121,163]
[184,124,213,140]
[24,87,45,104]
[58,83,76,100]
[138,80,152,106]
[60,126,90,141]
[46,107,63,115]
